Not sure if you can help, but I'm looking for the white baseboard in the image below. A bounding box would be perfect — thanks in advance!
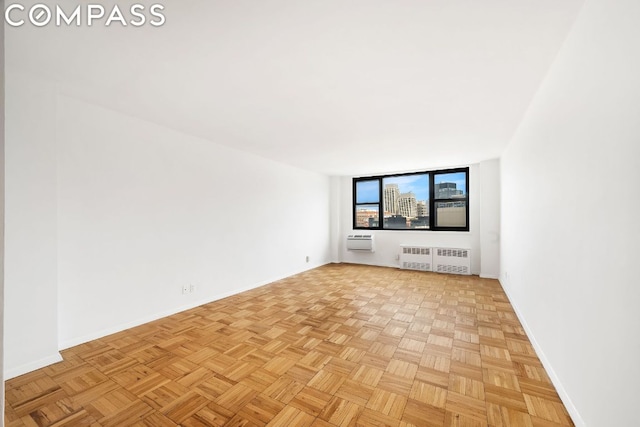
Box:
[499,278,586,427]
[5,353,63,380]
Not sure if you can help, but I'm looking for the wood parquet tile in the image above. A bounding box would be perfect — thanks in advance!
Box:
[5,264,574,426]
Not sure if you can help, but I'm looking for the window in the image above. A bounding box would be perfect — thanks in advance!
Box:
[382,173,429,229]
[353,167,469,231]
[433,171,468,229]
[354,179,380,228]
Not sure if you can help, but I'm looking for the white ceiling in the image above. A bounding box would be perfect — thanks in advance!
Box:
[6,0,584,175]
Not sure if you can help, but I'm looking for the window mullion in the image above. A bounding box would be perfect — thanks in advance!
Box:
[378,178,383,229]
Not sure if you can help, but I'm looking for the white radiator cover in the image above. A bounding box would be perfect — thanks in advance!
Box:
[399,245,432,272]
[399,245,471,275]
[346,234,375,252]
[433,247,471,275]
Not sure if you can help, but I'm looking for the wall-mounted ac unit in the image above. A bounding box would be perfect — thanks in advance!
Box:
[346,234,375,252]
[434,248,471,275]
[399,245,432,272]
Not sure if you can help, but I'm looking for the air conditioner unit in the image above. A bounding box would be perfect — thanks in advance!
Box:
[346,234,375,252]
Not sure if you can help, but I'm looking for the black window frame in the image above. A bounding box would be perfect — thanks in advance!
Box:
[353,179,382,229]
[352,167,469,232]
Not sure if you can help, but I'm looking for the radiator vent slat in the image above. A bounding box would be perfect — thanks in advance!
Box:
[436,248,469,258]
[435,264,469,274]
[403,247,431,255]
[402,261,431,272]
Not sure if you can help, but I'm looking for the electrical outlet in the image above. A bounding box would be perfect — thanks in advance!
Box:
[182,284,189,294]
[190,284,196,293]
[306,255,310,263]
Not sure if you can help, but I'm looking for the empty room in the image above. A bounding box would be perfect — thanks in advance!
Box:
[2,1,639,426]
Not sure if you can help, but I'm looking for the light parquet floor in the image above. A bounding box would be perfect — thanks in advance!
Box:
[5,264,574,427]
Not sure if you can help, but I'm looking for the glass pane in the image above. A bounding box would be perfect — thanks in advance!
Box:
[355,180,380,204]
[382,174,429,229]
[355,204,379,228]
[434,172,467,199]
[434,200,467,228]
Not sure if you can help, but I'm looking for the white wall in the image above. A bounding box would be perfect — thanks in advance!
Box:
[329,176,342,263]
[56,96,331,348]
[500,0,640,425]
[335,161,501,276]
[479,158,500,279]
[4,77,332,377]
[4,72,62,378]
